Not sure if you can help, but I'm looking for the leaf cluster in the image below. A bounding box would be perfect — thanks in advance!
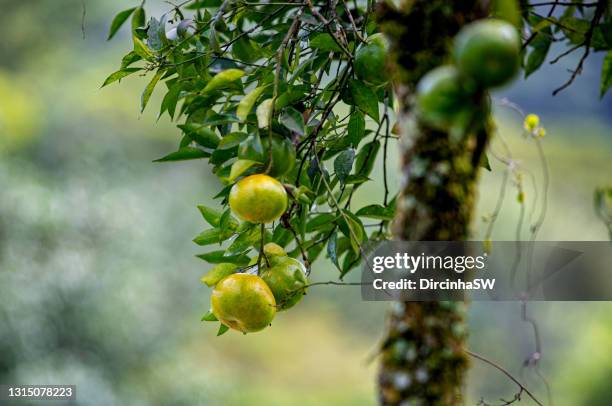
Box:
[105,0,397,278]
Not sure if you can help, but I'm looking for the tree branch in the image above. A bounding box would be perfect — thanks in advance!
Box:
[466,349,544,406]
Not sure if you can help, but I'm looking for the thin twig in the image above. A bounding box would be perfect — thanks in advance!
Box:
[466,349,545,406]
[551,0,606,95]
[529,1,598,6]
[80,0,86,39]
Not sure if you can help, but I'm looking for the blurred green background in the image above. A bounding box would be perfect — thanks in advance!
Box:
[0,1,610,405]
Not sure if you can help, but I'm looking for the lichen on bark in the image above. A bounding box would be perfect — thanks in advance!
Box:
[377,1,490,404]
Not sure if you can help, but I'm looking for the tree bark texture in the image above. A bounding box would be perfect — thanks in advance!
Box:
[377,1,490,404]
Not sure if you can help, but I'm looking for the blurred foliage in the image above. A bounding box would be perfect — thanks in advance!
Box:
[0,72,41,151]
[0,0,611,404]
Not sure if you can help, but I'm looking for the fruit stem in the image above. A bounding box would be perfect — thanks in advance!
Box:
[256,223,270,274]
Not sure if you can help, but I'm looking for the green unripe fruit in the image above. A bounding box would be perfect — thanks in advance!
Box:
[260,256,308,311]
[453,19,521,89]
[238,135,296,177]
[261,135,296,177]
[354,33,390,86]
[416,65,476,131]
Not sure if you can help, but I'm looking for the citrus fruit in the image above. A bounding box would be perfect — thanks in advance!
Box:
[229,174,288,223]
[238,134,296,177]
[211,273,276,333]
[263,242,287,258]
[354,33,389,86]
[416,65,475,131]
[260,255,308,311]
[453,19,520,88]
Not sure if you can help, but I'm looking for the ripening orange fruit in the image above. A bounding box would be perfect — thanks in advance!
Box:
[211,273,276,333]
[229,174,288,223]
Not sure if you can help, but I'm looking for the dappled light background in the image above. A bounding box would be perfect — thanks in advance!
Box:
[0,1,610,404]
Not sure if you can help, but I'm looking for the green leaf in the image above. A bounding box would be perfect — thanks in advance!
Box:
[237,86,267,122]
[101,67,141,87]
[132,7,146,33]
[146,17,166,51]
[344,174,370,185]
[256,99,274,128]
[480,153,491,171]
[237,134,264,161]
[179,124,221,148]
[601,51,612,98]
[594,186,612,215]
[327,231,340,271]
[355,204,394,220]
[120,51,142,69]
[525,34,551,78]
[141,70,164,112]
[529,18,553,34]
[202,113,239,127]
[159,83,181,120]
[220,209,239,231]
[197,250,250,265]
[198,205,224,227]
[229,159,259,181]
[214,184,233,200]
[203,69,245,93]
[306,213,337,232]
[354,140,381,177]
[133,36,154,60]
[347,109,366,147]
[153,147,210,162]
[333,149,355,184]
[279,107,305,135]
[201,309,218,322]
[218,132,248,149]
[559,16,590,44]
[337,210,365,255]
[107,7,137,40]
[310,33,341,52]
[349,80,379,122]
[193,229,222,246]
[227,225,260,254]
[275,85,309,109]
[217,323,230,336]
[341,249,360,278]
[209,147,235,168]
[200,263,239,286]
[232,36,261,63]
[187,0,223,9]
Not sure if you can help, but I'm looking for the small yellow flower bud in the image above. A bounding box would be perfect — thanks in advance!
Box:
[537,127,546,137]
[517,191,525,203]
[524,114,539,132]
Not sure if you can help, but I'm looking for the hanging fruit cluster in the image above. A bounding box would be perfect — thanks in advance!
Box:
[201,170,311,334]
[416,19,521,133]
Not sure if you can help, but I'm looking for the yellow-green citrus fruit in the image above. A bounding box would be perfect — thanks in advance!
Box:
[211,273,276,333]
[354,33,390,86]
[229,174,288,223]
[260,256,308,311]
[453,19,520,89]
[261,135,296,177]
[416,65,475,131]
[263,242,287,258]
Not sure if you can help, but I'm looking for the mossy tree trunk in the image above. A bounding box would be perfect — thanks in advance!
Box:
[377,1,489,404]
